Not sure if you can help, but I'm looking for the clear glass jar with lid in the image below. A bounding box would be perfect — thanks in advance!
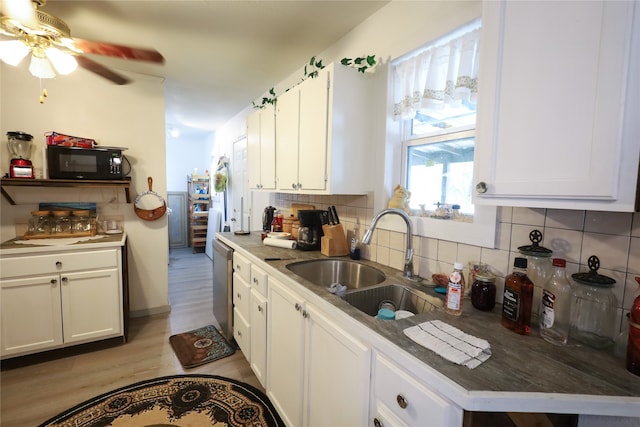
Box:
[71,210,91,233]
[51,210,72,234]
[569,255,617,349]
[28,210,51,235]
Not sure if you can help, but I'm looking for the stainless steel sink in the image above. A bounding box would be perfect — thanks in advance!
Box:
[286,259,386,290]
[342,284,442,317]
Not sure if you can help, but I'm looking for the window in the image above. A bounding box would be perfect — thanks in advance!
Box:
[394,20,480,221]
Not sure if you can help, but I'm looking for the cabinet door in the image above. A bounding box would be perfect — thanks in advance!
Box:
[61,268,122,344]
[1,275,63,356]
[305,304,371,427]
[474,1,639,210]
[298,68,329,191]
[248,105,277,190]
[267,278,306,427]
[276,88,301,191]
[233,272,251,325]
[259,104,276,190]
[247,109,262,190]
[250,289,267,388]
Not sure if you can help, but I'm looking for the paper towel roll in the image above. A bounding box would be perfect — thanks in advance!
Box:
[263,237,297,249]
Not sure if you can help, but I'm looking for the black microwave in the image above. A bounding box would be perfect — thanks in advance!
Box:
[47,145,127,180]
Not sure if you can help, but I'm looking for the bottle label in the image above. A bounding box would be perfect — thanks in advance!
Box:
[541,289,556,328]
[502,288,520,322]
[447,282,462,310]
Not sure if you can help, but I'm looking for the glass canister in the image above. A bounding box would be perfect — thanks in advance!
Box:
[51,210,72,234]
[28,210,51,235]
[71,210,91,233]
[518,229,553,320]
[569,255,617,349]
[471,272,497,311]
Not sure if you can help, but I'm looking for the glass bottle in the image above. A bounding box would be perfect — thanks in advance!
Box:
[539,258,572,345]
[445,261,465,316]
[627,280,640,376]
[502,257,534,335]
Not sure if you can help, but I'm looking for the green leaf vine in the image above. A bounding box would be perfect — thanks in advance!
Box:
[252,54,376,109]
[340,55,377,73]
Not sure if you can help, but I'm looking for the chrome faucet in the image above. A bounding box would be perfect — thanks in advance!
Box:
[362,208,415,279]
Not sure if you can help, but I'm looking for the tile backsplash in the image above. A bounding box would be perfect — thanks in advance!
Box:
[270,192,640,333]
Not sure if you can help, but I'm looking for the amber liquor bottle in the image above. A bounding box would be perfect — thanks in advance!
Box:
[502,257,534,335]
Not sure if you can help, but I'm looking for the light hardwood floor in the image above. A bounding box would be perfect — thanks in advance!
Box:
[0,247,258,427]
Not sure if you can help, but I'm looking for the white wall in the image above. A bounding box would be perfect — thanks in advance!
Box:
[213,0,482,227]
[1,61,169,316]
[166,131,215,192]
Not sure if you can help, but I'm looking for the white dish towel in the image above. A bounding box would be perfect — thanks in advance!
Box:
[403,320,491,369]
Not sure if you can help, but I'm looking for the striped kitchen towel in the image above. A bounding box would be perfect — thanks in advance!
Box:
[403,320,491,369]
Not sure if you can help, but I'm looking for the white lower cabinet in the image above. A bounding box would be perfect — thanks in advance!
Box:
[232,254,269,389]
[0,248,124,358]
[371,354,462,427]
[267,277,371,427]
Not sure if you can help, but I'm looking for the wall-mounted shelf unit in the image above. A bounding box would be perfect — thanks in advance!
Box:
[188,175,210,253]
[0,178,132,205]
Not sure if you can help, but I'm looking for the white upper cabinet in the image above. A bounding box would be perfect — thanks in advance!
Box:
[474,1,640,211]
[275,62,374,194]
[247,104,276,190]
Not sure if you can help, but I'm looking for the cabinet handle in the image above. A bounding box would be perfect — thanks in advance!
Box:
[61,277,68,284]
[258,305,263,312]
[295,303,301,311]
[237,292,241,299]
[475,181,488,194]
[50,279,57,285]
[237,330,242,337]
[253,277,259,284]
[302,309,309,319]
[292,183,297,189]
[373,417,383,427]
[236,264,241,270]
[56,261,62,268]
[396,394,408,409]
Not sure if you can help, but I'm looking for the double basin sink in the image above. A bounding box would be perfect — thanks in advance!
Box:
[286,259,441,318]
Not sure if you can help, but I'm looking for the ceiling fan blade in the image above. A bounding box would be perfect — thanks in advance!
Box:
[76,55,130,85]
[72,38,164,64]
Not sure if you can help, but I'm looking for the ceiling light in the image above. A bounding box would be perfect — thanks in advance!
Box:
[46,47,77,75]
[0,40,30,66]
[29,54,55,78]
[169,128,180,138]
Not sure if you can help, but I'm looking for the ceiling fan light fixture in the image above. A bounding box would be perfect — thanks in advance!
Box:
[46,46,77,74]
[29,53,55,78]
[0,39,30,66]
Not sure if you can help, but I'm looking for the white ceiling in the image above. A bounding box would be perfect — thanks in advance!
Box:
[37,0,389,138]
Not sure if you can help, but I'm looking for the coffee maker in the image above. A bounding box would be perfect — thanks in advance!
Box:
[297,210,325,251]
[262,206,276,231]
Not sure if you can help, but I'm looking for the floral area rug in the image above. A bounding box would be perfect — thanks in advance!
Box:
[38,374,284,427]
[170,325,235,368]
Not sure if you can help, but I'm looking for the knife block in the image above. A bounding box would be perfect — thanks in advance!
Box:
[321,224,349,256]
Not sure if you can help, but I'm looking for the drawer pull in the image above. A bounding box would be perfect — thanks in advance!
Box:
[373,417,383,427]
[237,330,242,337]
[295,303,301,311]
[237,293,241,299]
[50,279,57,285]
[253,277,259,284]
[61,277,68,284]
[302,310,309,319]
[396,394,408,409]
[258,305,263,312]
[56,261,62,268]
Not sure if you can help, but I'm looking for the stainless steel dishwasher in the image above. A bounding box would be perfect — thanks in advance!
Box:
[212,238,234,342]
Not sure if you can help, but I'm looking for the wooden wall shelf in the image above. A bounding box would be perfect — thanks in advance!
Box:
[0,177,132,205]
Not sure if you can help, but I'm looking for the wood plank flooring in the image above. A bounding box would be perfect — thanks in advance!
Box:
[0,248,258,427]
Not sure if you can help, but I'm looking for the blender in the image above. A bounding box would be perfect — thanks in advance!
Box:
[8,131,35,179]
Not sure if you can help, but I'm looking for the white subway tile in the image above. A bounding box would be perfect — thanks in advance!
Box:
[512,207,545,226]
[628,237,640,275]
[545,209,585,230]
[544,227,583,263]
[581,233,630,272]
[584,211,632,236]
[437,240,457,265]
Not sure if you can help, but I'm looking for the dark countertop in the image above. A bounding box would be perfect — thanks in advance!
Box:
[217,232,640,417]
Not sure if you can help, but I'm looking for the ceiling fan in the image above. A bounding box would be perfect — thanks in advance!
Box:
[0,0,164,85]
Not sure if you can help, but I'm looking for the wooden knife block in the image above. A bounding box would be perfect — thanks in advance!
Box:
[321,224,349,257]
